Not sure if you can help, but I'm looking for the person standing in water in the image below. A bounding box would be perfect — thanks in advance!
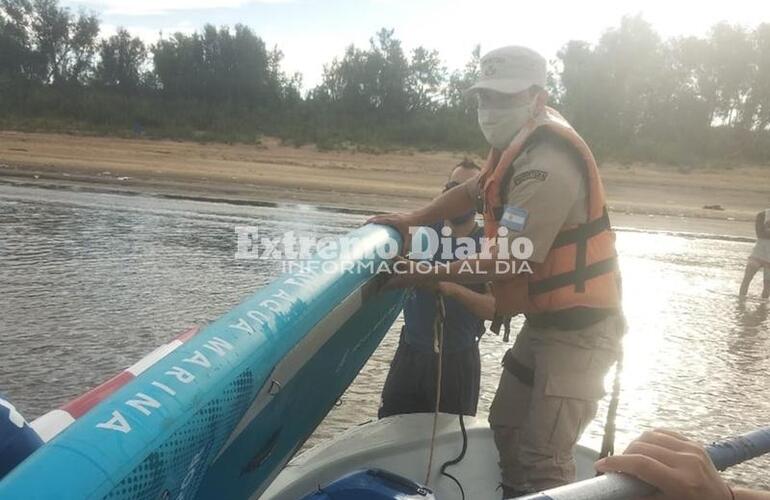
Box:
[739,209,770,299]
[378,160,494,419]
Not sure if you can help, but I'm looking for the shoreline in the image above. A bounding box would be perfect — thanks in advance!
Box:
[0,173,757,244]
[1,130,768,240]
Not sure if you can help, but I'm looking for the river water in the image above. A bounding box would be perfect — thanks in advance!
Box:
[1,184,768,489]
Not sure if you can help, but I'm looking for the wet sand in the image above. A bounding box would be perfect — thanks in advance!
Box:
[1,130,767,238]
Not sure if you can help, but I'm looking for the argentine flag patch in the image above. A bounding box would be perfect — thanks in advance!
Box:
[501,205,528,232]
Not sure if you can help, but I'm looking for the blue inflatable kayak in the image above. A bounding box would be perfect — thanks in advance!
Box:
[0,224,405,499]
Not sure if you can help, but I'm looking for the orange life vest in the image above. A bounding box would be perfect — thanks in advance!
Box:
[479,106,621,318]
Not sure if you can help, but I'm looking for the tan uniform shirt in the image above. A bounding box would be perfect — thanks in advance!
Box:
[500,136,587,263]
[484,135,621,492]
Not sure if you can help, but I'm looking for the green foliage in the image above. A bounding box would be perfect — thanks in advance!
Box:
[0,0,37,81]
[95,28,147,94]
[1,0,770,164]
[152,24,280,108]
[555,15,770,163]
[444,44,480,112]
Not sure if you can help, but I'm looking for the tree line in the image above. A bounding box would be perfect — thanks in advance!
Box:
[2,0,770,164]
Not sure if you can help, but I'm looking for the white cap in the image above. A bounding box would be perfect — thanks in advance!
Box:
[467,46,547,95]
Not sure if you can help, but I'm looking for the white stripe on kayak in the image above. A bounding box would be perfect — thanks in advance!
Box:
[127,340,184,376]
[26,340,185,443]
[214,284,365,462]
[30,410,76,443]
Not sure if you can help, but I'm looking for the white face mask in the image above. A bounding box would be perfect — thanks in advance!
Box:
[477,101,534,150]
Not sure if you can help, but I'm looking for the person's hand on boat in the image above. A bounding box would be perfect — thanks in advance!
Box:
[594,429,734,500]
[366,212,416,250]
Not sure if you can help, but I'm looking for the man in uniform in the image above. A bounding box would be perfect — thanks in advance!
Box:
[369,46,624,497]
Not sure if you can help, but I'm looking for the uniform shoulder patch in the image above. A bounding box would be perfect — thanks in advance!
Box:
[500,205,529,232]
[512,169,548,186]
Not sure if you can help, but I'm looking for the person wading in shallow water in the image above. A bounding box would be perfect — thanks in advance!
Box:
[739,209,770,299]
[378,159,494,419]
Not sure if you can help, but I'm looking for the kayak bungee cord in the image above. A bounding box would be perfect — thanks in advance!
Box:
[515,426,770,500]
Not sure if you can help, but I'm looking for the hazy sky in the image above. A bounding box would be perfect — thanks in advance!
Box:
[63,0,769,89]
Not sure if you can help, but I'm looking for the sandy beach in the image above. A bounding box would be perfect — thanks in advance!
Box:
[1,130,768,238]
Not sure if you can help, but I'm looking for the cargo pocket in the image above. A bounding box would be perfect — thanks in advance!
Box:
[545,371,606,402]
[489,368,533,428]
[539,371,605,452]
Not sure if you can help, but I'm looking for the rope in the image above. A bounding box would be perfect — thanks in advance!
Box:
[439,413,467,500]
[425,292,446,485]
[598,343,624,461]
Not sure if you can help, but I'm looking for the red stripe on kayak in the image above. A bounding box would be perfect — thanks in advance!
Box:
[59,327,198,420]
[62,371,135,419]
[175,326,200,343]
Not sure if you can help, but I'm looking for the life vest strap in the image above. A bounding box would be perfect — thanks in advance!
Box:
[550,208,611,249]
[529,256,618,296]
[502,349,534,387]
[525,307,616,330]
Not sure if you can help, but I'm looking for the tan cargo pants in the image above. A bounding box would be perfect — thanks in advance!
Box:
[488,314,624,492]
